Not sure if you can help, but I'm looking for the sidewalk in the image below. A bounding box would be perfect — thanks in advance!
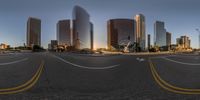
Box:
[122,52,175,56]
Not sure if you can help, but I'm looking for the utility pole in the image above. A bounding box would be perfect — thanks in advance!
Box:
[196,29,200,50]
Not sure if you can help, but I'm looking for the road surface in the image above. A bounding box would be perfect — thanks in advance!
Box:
[0,52,199,99]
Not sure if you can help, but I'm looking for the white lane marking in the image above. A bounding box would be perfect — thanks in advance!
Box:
[162,57,200,66]
[52,55,120,70]
[0,58,28,66]
[150,55,176,59]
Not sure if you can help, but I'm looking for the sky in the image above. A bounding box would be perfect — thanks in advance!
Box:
[0,0,199,49]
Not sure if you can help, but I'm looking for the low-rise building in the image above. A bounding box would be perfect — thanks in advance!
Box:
[0,43,9,50]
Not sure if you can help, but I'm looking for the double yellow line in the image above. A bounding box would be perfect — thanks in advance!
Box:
[0,60,45,95]
[149,58,200,94]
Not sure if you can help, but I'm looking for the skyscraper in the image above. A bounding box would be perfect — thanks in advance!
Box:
[166,32,172,48]
[90,22,94,50]
[134,14,146,50]
[154,21,166,47]
[107,19,135,50]
[57,20,71,46]
[72,6,92,49]
[147,34,151,50]
[27,17,41,47]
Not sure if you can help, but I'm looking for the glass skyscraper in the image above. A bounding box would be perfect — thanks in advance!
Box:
[90,22,94,50]
[26,17,41,47]
[166,32,172,47]
[154,21,167,47]
[107,19,135,50]
[134,14,146,51]
[72,6,91,49]
[147,34,151,50]
[57,20,71,46]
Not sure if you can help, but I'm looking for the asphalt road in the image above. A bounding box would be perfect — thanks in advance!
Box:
[151,54,200,91]
[0,52,199,99]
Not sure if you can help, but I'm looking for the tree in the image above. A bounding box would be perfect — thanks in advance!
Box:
[32,45,44,52]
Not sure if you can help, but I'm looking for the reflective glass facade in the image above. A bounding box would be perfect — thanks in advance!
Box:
[72,6,91,49]
[107,19,135,50]
[148,34,151,49]
[135,14,146,50]
[57,20,71,46]
[166,32,171,47]
[90,22,94,50]
[154,21,166,47]
[27,17,41,47]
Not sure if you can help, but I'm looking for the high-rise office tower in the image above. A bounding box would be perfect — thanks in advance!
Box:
[107,19,135,50]
[147,34,151,50]
[90,22,94,50]
[57,20,71,46]
[27,17,41,47]
[166,32,172,48]
[154,21,166,47]
[72,5,92,49]
[135,14,146,50]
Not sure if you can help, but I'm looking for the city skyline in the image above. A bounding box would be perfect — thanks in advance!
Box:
[0,0,199,49]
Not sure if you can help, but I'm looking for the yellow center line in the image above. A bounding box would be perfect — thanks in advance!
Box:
[149,58,200,94]
[0,60,45,94]
[149,61,198,94]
